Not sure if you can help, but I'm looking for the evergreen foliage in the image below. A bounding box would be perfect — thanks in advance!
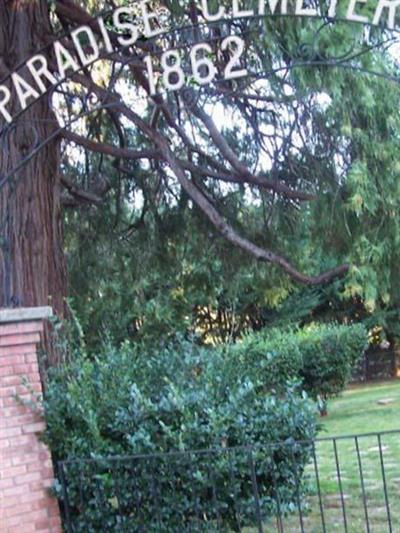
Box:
[225,323,368,412]
[45,338,317,529]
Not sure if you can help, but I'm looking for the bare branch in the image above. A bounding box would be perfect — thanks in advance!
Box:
[60,174,108,205]
[108,93,349,285]
[190,102,315,201]
[56,12,348,285]
[62,130,159,161]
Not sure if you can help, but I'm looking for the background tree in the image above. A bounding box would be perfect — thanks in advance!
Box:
[1,0,400,355]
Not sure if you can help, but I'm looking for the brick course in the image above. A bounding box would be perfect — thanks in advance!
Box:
[0,309,61,532]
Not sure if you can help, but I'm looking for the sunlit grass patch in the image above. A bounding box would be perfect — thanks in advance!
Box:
[246,381,400,532]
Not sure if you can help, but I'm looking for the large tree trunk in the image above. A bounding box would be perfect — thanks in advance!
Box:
[0,0,67,365]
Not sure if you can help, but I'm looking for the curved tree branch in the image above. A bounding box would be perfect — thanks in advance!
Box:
[60,174,109,205]
[104,90,350,285]
[55,5,349,286]
[62,130,159,161]
[190,101,315,201]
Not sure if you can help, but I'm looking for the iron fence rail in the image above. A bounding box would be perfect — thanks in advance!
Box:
[58,430,400,532]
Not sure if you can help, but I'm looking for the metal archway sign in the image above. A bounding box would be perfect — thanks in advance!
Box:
[2,0,400,122]
[1,0,400,306]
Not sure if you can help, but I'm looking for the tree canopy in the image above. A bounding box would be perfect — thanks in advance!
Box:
[1,0,400,354]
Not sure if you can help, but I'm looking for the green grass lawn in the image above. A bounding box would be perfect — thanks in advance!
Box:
[319,380,400,437]
[258,381,400,532]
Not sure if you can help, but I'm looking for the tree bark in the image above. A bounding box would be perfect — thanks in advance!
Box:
[0,0,67,365]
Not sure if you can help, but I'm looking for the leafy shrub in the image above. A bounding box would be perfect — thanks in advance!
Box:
[227,323,368,414]
[44,340,317,530]
[222,327,303,393]
[297,323,368,413]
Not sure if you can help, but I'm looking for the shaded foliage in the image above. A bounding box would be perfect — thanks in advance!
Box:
[51,2,400,348]
[45,339,317,529]
[224,322,368,413]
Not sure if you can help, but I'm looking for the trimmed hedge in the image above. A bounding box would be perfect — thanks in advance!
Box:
[226,323,368,413]
[44,340,317,530]
[223,327,303,393]
[297,323,368,413]
[44,323,366,528]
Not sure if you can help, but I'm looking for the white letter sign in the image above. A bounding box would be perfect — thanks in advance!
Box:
[11,72,40,110]
[26,55,57,94]
[0,86,12,123]
[71,26,100,67]
[201,0,226,21]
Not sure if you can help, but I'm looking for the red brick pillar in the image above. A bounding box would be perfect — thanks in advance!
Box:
[0,308,62,533]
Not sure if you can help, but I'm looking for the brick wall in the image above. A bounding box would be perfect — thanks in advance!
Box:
[0,308,61,533]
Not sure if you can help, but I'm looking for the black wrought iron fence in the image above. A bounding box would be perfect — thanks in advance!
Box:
[58,430,400,532]
[351,351,398,383]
